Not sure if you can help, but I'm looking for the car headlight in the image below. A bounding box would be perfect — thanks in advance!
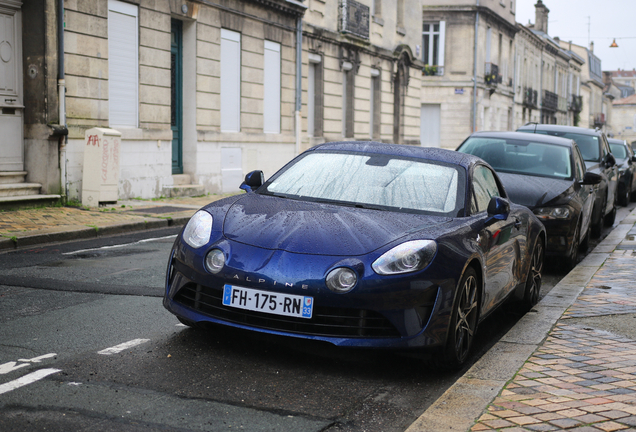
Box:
[326,267,358,293]
[372,240,437,275]
[183,210,213,248]
[533,207,571,219]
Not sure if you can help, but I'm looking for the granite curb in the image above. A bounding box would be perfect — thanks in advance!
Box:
[405,209,636,432]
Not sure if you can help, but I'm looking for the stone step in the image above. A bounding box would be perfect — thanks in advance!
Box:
[162,184,206,198]
[0,171,28,184]
[172,174,192,186]
[0,183,43,197]
[0,194,61,210]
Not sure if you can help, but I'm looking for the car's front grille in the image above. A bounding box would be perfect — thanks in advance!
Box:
[173,282,401,338]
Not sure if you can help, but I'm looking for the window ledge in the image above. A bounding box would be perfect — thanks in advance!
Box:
[373,16,384,26]
[396,25,406,36]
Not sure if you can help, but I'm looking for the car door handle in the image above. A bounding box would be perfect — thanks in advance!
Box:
[514,218,522,229]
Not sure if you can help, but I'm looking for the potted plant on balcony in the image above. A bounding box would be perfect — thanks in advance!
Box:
[423,65,438,76]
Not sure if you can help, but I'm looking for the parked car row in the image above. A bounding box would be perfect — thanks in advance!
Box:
[161,124,633,370]
[458,123,634,270]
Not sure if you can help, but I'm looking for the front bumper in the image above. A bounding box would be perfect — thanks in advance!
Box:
[163,237,459,349]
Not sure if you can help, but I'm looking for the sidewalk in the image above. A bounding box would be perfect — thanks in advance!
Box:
[408,208,636,432]
[0,194,232,251]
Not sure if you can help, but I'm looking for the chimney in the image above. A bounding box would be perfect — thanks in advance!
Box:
[534,0,549,34]
[590,41,594,52]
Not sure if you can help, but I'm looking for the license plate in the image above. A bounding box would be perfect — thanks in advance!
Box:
[222,285,313,319]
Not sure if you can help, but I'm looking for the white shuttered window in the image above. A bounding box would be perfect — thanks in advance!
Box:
[221,29,241,132]
[108,0,138,128]
[263,40,281,133]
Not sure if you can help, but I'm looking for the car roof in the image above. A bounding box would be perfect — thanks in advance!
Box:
[466,131,575,148]
[517,123,603,137]
[309,141,483,170]
[608,137,627,145]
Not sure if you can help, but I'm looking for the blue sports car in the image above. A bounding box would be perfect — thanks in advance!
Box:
[164,142,545,368]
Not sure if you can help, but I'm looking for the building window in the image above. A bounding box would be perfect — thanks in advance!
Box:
[263,40,281,134]
[308,53,323,137]
[422,21,445,74]
[221,29,241,132]
[108,0,138,128]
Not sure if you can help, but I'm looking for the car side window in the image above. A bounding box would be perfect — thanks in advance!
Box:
[573,146,585,181]
[472,165,501,213]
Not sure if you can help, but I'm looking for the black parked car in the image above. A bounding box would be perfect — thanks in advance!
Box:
[608,138,636,206]
[517,124,618,237]
[457,131,600,268]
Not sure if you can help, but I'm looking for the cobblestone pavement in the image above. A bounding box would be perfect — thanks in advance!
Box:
[471,249,636,432]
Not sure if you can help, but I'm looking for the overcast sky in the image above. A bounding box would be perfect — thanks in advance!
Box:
[515,0,636,72]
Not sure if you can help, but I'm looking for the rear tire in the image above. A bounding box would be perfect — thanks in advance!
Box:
[619,182,630,206]
[564,223,580,270]
[591,204,603,238]
[523,238,544,310]
[604,202,617,227]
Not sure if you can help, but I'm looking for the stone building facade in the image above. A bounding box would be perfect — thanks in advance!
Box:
[420,0,518,148]
[1,0,621,205]
[300,0,423,151]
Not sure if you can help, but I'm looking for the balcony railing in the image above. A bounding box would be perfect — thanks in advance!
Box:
[593,113,605,126]
[542,90,558,111]
[557,96,568,112]
[523,87,538,108]
[570,95,583,112]
[485,63,502,85]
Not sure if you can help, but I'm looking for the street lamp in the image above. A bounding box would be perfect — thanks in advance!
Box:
[610,38,619,48]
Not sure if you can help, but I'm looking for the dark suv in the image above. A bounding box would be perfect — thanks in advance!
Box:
[517,124,618,237]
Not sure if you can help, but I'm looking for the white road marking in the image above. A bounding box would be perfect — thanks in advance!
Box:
[0,368,61,395]
[63,235,177,255]
[0,362,30,375]
[18,353,57,363]
[97,339,150,355]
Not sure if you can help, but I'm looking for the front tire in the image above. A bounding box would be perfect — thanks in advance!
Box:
[441,267,479,369]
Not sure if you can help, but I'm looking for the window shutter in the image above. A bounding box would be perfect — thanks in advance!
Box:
[221,29,241,132]
[108,0,138,128]
[263,40,281,134]
[438,21,445,68]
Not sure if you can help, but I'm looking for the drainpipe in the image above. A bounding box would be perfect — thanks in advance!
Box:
[295,16,302,156]
[472,0,480,132]
[58,0,67,202]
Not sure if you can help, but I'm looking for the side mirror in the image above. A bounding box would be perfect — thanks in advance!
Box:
[605,153,616,167]
[485,196,510,226]
[581,171,602,185]
[239,170,264,193]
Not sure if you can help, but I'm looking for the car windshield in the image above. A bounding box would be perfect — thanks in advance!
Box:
[528,130,600,162]
[459,137,572,180]
[609,143,627,159]
[261,151,466,216]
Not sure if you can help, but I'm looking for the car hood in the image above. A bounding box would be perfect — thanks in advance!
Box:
[221,193,451,256]
[498,173,573,209]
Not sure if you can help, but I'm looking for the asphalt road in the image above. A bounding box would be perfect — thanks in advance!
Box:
[0,205,631,431]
